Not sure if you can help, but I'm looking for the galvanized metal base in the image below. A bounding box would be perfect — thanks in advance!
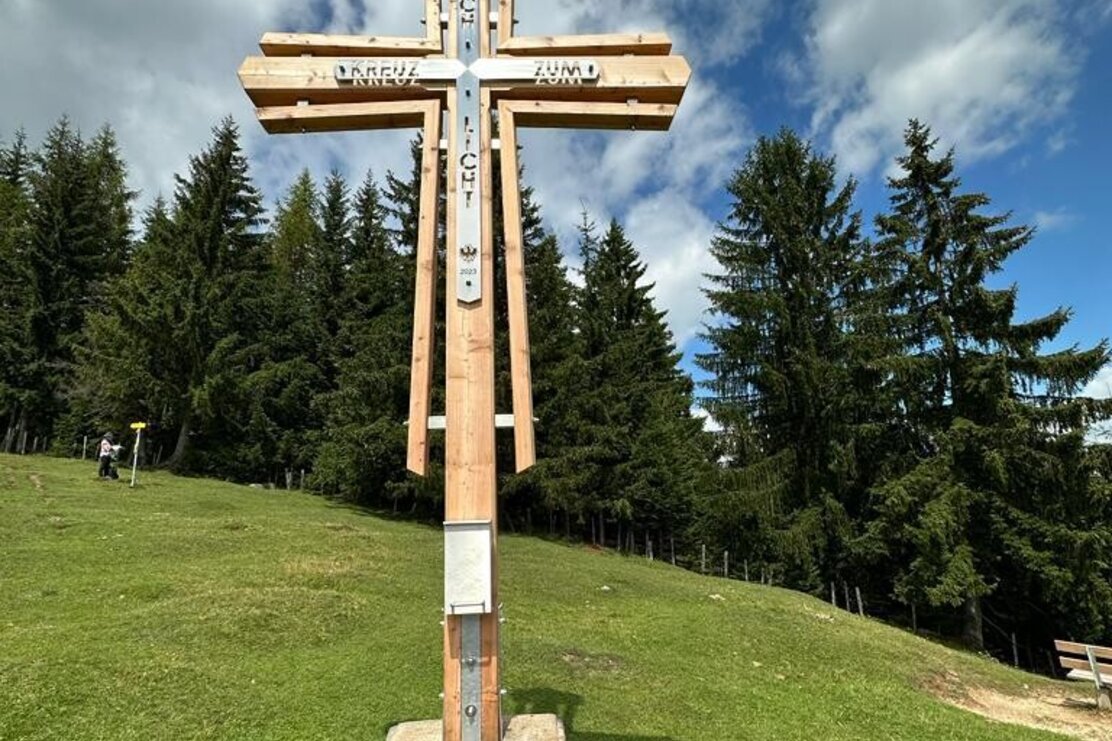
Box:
[386,715,565,741]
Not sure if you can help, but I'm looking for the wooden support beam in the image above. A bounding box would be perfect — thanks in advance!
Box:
[259,32,440,57]
[481,0,494,58]
[443,615,462,741]
[238,55,690,108]
[426,0,442,45]
[498,0,514,47]
[498,32,673,57]
[407,103,443,476]
[255,101,432,134]
[497,103,536,473]
[502,100,678,131]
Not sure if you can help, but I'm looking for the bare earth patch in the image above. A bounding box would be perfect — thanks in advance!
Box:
[926,672,1112,740]
[560,648,623,674]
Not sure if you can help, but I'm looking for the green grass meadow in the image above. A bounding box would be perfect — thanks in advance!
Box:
[0,454,1074,739]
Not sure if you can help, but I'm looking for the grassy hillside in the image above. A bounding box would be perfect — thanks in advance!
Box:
[0,455,1088,740]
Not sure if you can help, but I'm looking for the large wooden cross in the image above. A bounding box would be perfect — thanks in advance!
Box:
[239,2,688,739]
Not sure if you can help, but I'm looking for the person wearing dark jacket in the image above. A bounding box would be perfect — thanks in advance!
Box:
[98,433,116,479]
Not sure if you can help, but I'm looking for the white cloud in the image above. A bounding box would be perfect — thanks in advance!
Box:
[625,191,718,347]
[1083,364,1112,442]
[798,0,1080,175]
[1046,128,1072,156]
[1034,208,1079,233]
[692,405,724,434]
[1084,366,1112,400]
[0,0,430,207]
[0,0,765,352]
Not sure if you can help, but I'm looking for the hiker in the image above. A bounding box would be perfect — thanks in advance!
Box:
[98,432,116,479]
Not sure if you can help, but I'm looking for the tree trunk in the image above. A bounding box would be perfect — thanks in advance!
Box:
[167,413,192,469]
[962,595,985,651]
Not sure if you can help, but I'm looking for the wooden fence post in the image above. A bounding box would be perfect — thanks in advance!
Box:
[744,560,750,582]
[724,551,729,579]
[701,544,707,575]
[1012,633,1019,668]
[843,582,851,612]
[912,604,918,633]
[300,469,306,490]
[855,587,865,617]
[831,582,837,608]
[670,535,676,566]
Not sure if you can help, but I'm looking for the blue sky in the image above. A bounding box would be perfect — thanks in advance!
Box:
[0,0,1109,399]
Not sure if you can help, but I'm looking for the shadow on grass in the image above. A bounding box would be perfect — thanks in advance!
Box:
[511,688,677,741]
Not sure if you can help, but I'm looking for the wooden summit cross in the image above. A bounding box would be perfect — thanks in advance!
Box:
[239,2,688,738]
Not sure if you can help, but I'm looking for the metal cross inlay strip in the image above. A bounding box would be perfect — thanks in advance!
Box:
[455,1,483,304]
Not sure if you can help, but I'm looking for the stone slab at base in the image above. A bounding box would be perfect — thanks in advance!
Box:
[386,714,565,741]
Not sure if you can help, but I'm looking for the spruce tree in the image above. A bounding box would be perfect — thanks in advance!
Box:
[314,169,417,506]
[73,200,175,441]
[0,132,35,441]
[697,130,865,589]
[865,121,1112,649]
[23,118,96,434]
[160,118,267,468]
[575,217,705,551]
[316,170,352,372]
[234,170,326,481]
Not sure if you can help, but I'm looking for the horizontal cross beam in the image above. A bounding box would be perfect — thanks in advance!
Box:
[256,31,672,59]
[259,32,440,57]
[255,99,680,134]
[497,32,673,57]
[239,55,691,108]
[256,100,438,135]
[502,100,679,131]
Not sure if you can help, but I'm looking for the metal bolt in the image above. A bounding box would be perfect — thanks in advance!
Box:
[465,704,478,719]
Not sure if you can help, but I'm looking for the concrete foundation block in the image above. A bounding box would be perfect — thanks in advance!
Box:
[386,715,566,741]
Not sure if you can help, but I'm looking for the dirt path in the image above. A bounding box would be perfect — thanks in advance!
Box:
[928,672,1112,740]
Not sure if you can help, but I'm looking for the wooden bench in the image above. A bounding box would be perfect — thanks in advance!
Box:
[1055,640,1112,710]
